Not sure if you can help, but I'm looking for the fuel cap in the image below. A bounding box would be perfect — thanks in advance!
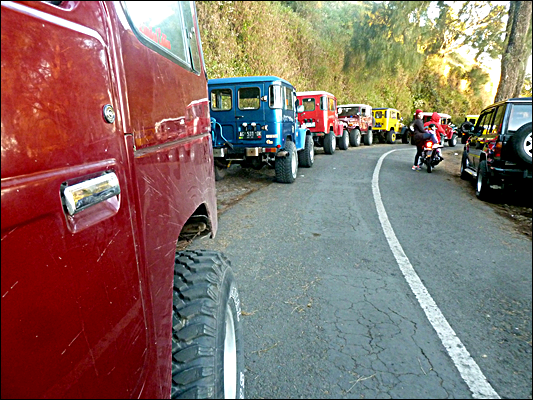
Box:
[103,104,116,123]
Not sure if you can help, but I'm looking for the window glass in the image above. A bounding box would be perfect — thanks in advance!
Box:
[284,87,293,111]
[181,1,201,72]
[269,85,282,109]
[491,106,506,135]
[478,110,494,135]
[320,96,327,111]
[210,89,232,111]
[361,108,366,117]
[507,104,532,131]
[375,111,383,119]
[338,107,360,117]
[328,98,335,112]
[123,1,188,65]
[302,98,315,112]
[391,111,396,119]
[238,87,260,110]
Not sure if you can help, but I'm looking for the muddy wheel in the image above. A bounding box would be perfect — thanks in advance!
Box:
[349,128,361,147]
[512,122,532,166]
[363,129,373,146]
[323,131,336,154]
[298,134,314,168]
[401,127,409,144]
[275,140,298,183]
[460,151,470,180]
[172,250,245,399]
[448,134,457,147]
[339,129,349,150]
[475,160,492,201]
[386,130,396,144]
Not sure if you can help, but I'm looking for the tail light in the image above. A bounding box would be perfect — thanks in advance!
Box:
[425,141,433,149]
[493,141,502,159]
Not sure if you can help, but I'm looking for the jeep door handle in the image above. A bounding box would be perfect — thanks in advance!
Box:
[235,115,244,119]
[62,172,121,215]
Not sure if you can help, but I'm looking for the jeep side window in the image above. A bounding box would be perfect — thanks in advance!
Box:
[123,2,191,70]
[477,110,494,135]
[211,89,232,111]
[320,96,327,111]
[508,104,532,131]
[491,105,506,135]
[269,85,282,109]
[302,98,315,111]
[181,1,202,72]
[375,111,383,119]
[328,98,335,112]
[284,86,294,111]
[361,108,366,117]
[238,87,260,110]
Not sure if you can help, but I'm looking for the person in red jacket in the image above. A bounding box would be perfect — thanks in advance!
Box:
[423,112,445,148]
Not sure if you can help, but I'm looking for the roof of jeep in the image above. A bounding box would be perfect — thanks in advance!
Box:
[373,107,399,112]
[296,91,335,98]
[337,104,371,108]
[208,76,293,86]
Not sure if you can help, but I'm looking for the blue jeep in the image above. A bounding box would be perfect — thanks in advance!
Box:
[209,76,314,183]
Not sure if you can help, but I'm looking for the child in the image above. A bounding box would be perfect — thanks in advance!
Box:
[418,124,443,166]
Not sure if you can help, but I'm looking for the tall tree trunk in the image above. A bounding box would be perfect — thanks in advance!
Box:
[494,1,532,102]
[512,23,532,97]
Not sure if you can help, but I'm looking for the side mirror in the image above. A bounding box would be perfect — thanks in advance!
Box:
[297,105,304,113]
[400,117,403,121]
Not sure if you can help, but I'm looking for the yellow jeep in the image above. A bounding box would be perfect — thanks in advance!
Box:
[372,107,404,144]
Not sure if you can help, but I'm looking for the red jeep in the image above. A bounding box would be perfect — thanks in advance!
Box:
[296,91,349,154]
[337,104,374,146]
[1,1,244,399]
[420,112,458,147]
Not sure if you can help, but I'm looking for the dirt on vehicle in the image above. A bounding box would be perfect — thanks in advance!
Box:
[215,146,532,239]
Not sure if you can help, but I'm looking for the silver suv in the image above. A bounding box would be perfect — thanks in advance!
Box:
[460,97,532,200]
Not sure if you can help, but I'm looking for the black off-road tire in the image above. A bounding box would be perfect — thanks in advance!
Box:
[448,134,457,147]
[512,122,532,166]
[323,131,336,154]
[401,127,409,144]
[214,165,226,181]
[298,134,314,168]
[349,128,361,147]
[475,160,492,201]
[339,129,349,150]
[172,250,245,399]
[386,130,396,144]
[460,151,470,180]
[363,129,373,146]
[275,140,298,183]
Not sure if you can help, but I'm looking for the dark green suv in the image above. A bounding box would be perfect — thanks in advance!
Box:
[460,97,532,200]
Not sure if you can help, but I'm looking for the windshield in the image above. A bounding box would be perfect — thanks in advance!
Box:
[338,107,360,117]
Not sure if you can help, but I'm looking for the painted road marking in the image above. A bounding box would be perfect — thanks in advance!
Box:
[372,149,500,399]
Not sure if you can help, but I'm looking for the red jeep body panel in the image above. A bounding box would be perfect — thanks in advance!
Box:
[419,112,454,140]
[296,91,343,137]
[1,1,215,398]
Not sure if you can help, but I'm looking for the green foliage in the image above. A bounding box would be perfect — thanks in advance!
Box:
[196,0,502,123]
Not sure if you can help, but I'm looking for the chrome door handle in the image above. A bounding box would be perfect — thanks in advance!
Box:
[62,172,120,215]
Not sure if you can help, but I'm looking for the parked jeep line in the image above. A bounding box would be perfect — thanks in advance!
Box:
[209,76,313,183]
[372,107,404,144]
[296,91,349,154]
[1,1,244,398]
[460,97,532,200]
[337,104,374,146]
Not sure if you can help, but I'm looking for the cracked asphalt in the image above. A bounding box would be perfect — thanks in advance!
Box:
[190,143,532,399]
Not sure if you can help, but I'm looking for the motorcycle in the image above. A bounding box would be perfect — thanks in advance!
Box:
[420,140,443,173]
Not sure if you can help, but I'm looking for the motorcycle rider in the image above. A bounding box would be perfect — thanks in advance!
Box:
[423,112,446,157]
[424,123,443,163]
[412,109,429,170]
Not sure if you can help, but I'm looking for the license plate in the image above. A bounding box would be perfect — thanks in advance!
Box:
[306,122,315,127]
[239,131,261,140]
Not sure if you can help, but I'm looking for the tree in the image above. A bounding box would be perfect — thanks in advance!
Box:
[494,1,532,102]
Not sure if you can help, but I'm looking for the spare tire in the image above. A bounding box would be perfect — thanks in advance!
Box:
[512,122,532,166]
[460,120,474,134]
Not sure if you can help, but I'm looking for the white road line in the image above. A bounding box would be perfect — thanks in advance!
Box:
[372,149,500,399]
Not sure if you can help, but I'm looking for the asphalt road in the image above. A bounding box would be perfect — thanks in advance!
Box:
[190,143,532,399]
